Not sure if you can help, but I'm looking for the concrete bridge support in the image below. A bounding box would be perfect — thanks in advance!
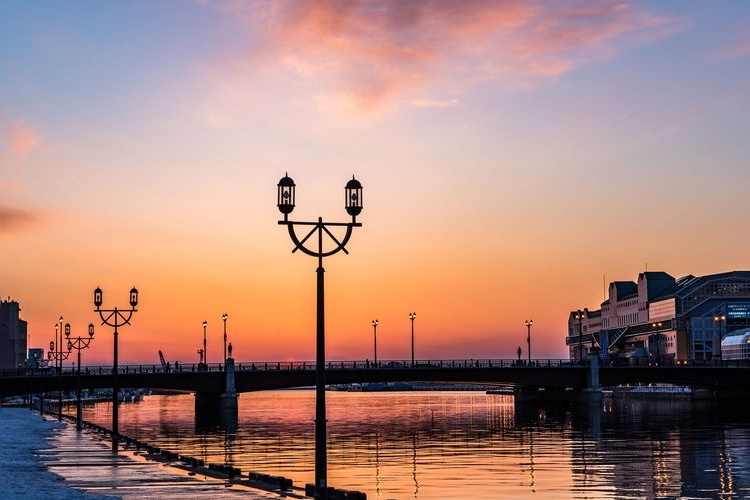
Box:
[194,358,238,428]
[514,355,601,404]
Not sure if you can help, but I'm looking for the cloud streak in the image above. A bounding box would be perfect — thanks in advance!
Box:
[0,206,41,235]
[225,0,682,111]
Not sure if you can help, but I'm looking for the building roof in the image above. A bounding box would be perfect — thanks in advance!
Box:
[612,281,638,300]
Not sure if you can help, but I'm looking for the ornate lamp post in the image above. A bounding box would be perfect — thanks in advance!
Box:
[574,310,585,363]
[372,319,379,366]
[49,316,72,421]
[66,322,94,430]
[276,173,363,500]
[222,313,228,366]
[202,320,208,369]
[409,312,417,367]
[525,319,533,364]
[93,287,138,452]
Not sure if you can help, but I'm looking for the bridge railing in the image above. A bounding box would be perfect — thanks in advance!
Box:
[1,359,578,377]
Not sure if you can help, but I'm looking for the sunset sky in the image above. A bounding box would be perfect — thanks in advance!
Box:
[1,1,749,365]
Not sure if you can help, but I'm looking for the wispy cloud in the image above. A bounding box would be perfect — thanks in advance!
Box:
[0,206,41,235]
[1,117,39,159]
[218,0,682,112]
[718,38,750,60]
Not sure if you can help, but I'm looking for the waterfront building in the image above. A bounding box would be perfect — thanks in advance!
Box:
[567,271,750,363]
[0,299,27,370]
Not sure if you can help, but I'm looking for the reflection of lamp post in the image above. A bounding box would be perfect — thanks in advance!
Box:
[372,319,379,365]
[66,322,94,430]
[409,312,417,367]
[525,319,533,364]
[94,287,138,452]
[714,314,726,364]
[276,173,363,500]
[222,313,228,366]
[574,310,585,363]
[50,316,72,421]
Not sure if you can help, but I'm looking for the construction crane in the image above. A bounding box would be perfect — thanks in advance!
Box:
[158,350,168,371]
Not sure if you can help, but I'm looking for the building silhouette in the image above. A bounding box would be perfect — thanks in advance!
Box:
[0,299,27,370]
[567,271,750,363]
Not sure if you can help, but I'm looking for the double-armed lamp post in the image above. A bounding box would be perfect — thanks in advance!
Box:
[372,319,379,365]
[50,316,71,421]
[409,312,416,367]
[277,173,363,500]
[65,322,94,430]
[94,287,138,452]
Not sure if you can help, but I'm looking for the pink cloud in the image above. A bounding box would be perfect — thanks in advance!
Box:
[221,0,682,111]
[0,206,41,235]
[718,39,750,60]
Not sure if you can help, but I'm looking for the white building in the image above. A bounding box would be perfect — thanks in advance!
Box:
[567,271,750,363]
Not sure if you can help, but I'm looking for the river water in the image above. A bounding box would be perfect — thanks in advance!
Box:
[77,391,750,499]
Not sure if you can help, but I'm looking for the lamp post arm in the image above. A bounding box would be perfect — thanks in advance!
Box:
[281,220,360,259]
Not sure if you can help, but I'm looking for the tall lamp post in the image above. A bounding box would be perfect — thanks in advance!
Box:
[276,173,363,500]
[66,322,94,430]
[222,313,228,366]
[202,320,208,369]
[409,312,417,367]
[525,319,533,364]
[94,287,138,452]
[574,310,585,363]
[714,314,726,364]
[50,316,71,421]
[372,319,379,365]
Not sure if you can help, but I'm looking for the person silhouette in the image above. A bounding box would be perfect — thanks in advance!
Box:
[517,346,522,361]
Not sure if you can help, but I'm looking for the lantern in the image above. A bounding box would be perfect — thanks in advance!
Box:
[345,176,363,217]
[94,287,103,308]
[277,174,296,215]
[130,287,139,308]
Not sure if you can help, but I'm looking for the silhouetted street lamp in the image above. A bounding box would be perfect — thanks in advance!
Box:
[525,319,533,364]
[94,286,138,452]
[66,322,94,430]
[714,314,726,364]
[202,320,208,368]
[372,319,379,365]
[409,312,416,367]
[222,313,228,366]
[277,173,363,500]
[574,310,585,363]
[50,316,71,421]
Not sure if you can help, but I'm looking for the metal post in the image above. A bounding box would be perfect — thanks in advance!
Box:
[372,320,378,365]
[526,320,532,364]
[76,348,82,429]
[113,322,119,450]
[315,261,327,498]
[203,321,207,368]
[223,314,228,366]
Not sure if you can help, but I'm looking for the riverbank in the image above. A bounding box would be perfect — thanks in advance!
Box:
[0,408,278,499]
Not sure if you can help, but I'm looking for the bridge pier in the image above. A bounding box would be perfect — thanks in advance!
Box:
[514,355,602,404]
[194,358,238,426]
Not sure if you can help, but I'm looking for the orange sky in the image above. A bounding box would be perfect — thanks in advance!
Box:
[2,1,750,365]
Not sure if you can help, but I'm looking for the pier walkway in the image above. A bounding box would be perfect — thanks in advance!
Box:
[0,408,282,499]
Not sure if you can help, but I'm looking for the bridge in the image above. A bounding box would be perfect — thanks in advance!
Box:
[3,358,750,402]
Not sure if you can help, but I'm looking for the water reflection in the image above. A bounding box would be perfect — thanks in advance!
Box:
[81,392,750,499]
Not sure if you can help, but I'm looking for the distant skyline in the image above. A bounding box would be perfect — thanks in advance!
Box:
[2,1,749,364]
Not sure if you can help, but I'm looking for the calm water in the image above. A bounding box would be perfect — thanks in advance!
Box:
[78,391,750,499]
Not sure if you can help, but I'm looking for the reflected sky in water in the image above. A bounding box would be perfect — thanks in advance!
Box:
[80,392,750,499]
